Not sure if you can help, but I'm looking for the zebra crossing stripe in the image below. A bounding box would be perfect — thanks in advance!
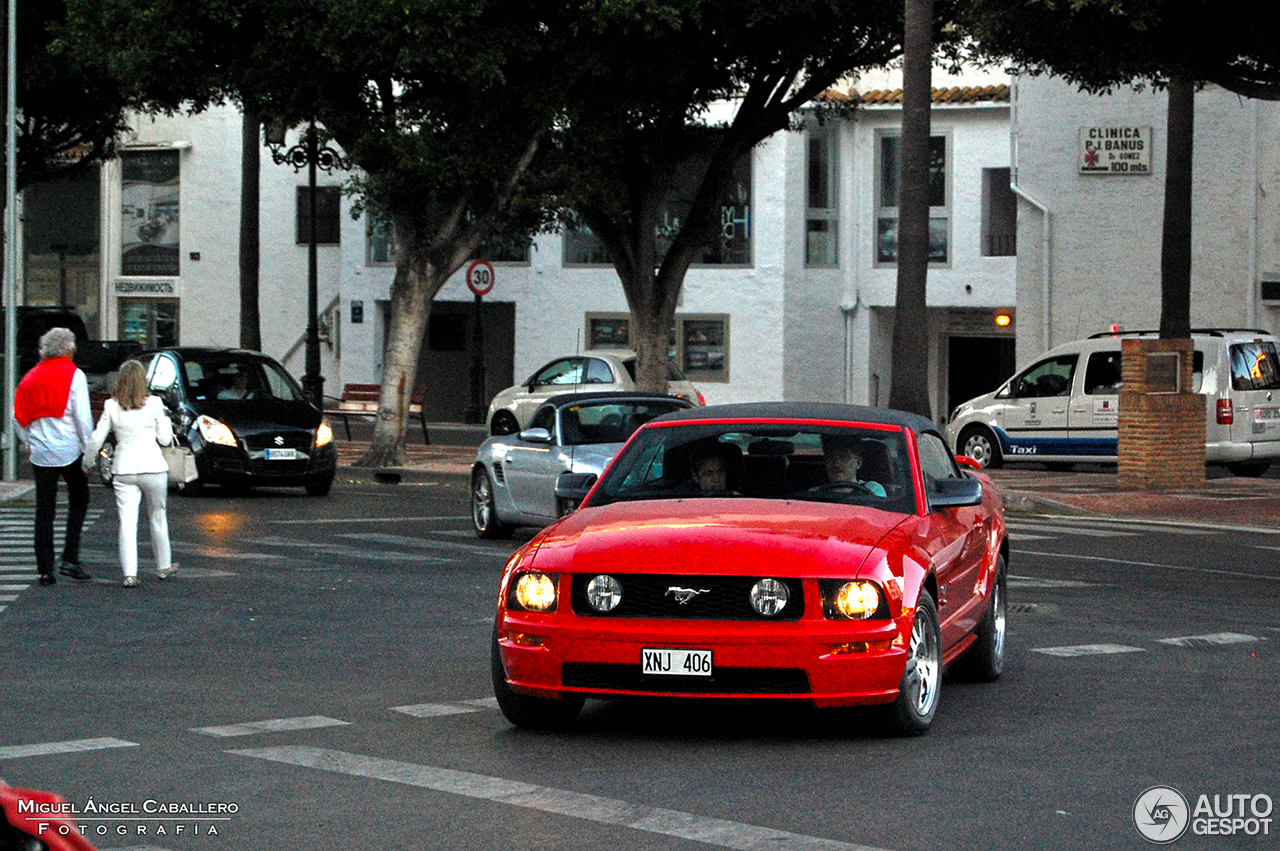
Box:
[229,745,896,851]
[391,703,483,718]
[0,737,139,759]
[1033,644,1146,657]
[1156,632,1262,648]
[192,716,350,738]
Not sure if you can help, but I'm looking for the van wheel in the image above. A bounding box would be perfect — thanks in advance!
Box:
[959,426,1003,469]
[1227,461,1270,478]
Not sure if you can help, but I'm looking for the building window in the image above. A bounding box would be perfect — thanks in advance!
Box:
[982,168,1017,256]
[296,186,341,245]
[120,150,180,276]
[585,312,729,383]
[564,153,752,268]
[875,133,948,265]
[25,170,102,333]
[806,127,838,266]
[564,223,611,266]
[680,315,729,382]
[475,232,532,263]
[118,298,179,348]
[367,215,393,264]
[586,314,631,348]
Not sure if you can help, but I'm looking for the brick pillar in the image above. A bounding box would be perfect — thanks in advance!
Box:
[1118,339,1205,490]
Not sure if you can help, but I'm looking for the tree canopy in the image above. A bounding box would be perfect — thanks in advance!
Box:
[553,0,961,395]
[964,0,1280,99]
[2,0,132,190]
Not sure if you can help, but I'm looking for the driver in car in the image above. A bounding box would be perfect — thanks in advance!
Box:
[821,435,887,497]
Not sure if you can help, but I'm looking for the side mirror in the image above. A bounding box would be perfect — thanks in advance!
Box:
[518,427,553,444]
[929,476,984,510]
[555,472,598,509]
[955,454,983,470]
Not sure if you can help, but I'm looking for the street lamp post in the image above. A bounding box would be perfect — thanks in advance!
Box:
[265,119,349,407]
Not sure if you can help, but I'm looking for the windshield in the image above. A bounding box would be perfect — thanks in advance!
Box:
[181,356,306,403]
[560,399,689,446]
[591,422,917,514]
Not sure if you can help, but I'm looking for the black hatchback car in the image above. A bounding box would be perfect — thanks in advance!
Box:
[128,348,338,495]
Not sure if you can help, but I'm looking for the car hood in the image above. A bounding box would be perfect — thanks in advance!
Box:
[530,498,910,577]
[188,399,320,432]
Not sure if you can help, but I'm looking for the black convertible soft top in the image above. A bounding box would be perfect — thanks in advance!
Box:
[647,402,942,439]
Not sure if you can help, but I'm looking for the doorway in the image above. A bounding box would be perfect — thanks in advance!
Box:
[400,300,515,422]
[947,336,1015,415]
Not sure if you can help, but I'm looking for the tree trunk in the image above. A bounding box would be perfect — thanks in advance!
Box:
[239,108,262,351]
[1160,77,1193,341]
[354,259,434,468]
[629,267,678,395]
[887,0,934,418]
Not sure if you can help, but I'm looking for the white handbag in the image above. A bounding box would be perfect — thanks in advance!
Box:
[160,444,198,484]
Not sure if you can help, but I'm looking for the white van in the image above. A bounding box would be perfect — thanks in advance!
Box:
[945,329,1280,476]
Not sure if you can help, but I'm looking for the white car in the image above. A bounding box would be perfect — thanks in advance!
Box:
[946,329,1280,476]
[485,349,703,435]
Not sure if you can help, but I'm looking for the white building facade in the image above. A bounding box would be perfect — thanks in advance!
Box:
[1009,74,1280,365]
[20,73,1024,424]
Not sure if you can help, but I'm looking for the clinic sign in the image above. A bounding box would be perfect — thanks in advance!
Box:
[1079,126,1152,174]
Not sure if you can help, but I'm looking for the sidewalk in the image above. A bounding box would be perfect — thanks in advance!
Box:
[985,466,1280,531]
[6,434,1277,532]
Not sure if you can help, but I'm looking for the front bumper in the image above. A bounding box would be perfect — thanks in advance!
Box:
[497,612,910,709]
[194,441,338,487]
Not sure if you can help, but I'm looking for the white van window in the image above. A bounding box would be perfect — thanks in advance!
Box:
[999,355,1077,399]
[1230,342,1280,391]
[1084,352,1122,394]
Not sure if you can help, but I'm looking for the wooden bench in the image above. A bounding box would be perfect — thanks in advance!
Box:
[324,383,430,444]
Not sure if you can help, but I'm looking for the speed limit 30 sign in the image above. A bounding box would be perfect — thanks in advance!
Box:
[466,260,495,296]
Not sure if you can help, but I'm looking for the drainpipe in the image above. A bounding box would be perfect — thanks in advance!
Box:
[1009,71,1053,354]
[1248,98,1259,329]
[841,294,860,404]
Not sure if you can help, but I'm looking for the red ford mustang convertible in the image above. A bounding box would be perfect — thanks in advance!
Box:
[492,402,1008,735]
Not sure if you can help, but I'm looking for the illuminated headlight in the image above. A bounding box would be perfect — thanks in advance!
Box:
[749,578,790,617]
[585,575,623,612]
[196,414,238,447]
[511,573,557,612]
[315,420,333,447]
[822,580,885,620]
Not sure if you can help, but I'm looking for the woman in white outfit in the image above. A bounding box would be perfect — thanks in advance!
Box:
[86,360,178,587]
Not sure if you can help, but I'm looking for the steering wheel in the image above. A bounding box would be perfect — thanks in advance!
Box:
[807,480,876,497]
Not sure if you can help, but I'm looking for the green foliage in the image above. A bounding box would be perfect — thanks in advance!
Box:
[5,0,132,188]
[963,0,1280,98]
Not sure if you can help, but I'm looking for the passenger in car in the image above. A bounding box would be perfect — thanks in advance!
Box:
[821,435,888,497]
[689,443,742,494]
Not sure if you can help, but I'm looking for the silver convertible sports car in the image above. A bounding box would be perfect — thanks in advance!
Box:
[472,392,693,538]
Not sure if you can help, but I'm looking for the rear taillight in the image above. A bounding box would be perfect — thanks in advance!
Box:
[1216,398,1234,425]
[697,391,706,406]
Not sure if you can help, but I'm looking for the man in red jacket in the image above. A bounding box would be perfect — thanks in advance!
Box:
[13,327,93,586]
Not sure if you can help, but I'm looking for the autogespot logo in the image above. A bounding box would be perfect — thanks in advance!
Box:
[1134,786,1190,844]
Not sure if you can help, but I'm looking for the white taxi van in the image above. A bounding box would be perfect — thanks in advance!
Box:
[946,329,1280,476]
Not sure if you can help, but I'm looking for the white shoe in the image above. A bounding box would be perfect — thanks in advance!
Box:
[123,576,140,588]
[156,563,179,580]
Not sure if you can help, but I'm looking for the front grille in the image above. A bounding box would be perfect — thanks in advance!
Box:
[562,663,810,695]
[570,574,804,621]
[244,432,312,452]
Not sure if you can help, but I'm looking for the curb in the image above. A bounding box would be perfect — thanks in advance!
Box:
[999,492,1100,517]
